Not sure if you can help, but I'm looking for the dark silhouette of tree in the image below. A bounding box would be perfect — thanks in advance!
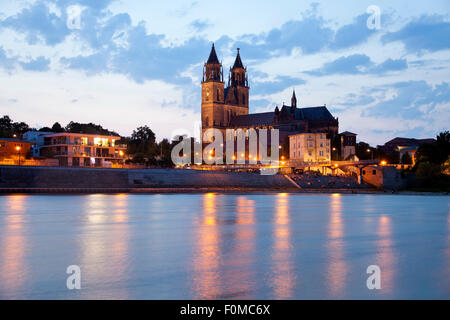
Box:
[401,153,412,164]
[416,131,450,166]
[51,122,64,133]
[65,121,119,136]
[127,126,158,164]
[0,115,29,138]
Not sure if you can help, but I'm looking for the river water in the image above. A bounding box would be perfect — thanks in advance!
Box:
[0,193,448,299]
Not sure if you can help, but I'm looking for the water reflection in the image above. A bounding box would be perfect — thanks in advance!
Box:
[224,196,256,298]
[192,193,222,299]
[375,215,395,293]
[192,194,258,299]
[326,193,347,298]
[0,195,28,295]
[270,193,295,299]
[79,194,131,299]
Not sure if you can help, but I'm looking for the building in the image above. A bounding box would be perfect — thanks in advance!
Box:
[339,131,357,160]
[378,137,435,154]
[24,132,127,167]
[360,165,409,190]
[289,132,331,162]
[377,137,435,164]
[23,131,53,157]
[0,138,33,160]
[201,45,339,148]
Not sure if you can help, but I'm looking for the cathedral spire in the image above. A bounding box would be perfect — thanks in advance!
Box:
[203,43,223,82]
[207,43,220,64]
[291,89,297,108]
[232,48,244,69]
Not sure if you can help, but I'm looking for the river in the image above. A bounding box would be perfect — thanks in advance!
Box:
[0,193,448,299]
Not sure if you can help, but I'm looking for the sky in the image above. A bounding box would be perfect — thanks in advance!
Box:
[0,0,449,145]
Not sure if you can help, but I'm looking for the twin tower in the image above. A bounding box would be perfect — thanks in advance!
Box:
[201,44,250,135]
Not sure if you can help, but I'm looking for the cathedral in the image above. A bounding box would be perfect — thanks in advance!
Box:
[201,44,339,147]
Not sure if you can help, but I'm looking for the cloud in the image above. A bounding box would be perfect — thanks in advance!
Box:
[364,81,450,120]
[55,0,117,11]
[251,75,305,96]
[332,13,378,49]
[0,47,17,71]
[306,54,407,76]
[189,19,212,32]
[1,2,70,46]
[382,15,450,53]
[0,47,50,72]
[20,56,51,71]
[370,58,407,74]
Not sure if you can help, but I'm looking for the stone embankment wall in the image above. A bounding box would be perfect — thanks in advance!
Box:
[0,166,293,190]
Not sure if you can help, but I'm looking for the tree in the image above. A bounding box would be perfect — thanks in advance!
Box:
[127,126,158,164]
[51,122,64,133]
[416,131,450,166]
[0,115,29,138]
[157,138,174,167]
[401,153,412,164]
[65,121,119,136]
[0,116,13,137]
[356,142,378,160]
[436,130,450,164]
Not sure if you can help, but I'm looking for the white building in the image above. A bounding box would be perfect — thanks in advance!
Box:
[289,132,331,162]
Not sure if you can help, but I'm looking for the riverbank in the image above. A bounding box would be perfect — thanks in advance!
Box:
[0,187,447,195]
[1,165,446,195]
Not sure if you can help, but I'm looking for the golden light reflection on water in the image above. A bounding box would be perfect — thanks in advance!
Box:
[192,194,257,299]
[0,195,28,293]
[192,193,221,299]
[80,194,131,299]
[270,193,295,299]
[375,214,395,293]
[327,193,347,298]
[225,196,256,298]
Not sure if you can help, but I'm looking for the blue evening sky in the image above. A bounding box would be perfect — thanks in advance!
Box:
[0,0,449,145]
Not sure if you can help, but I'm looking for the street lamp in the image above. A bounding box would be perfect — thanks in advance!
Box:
[366,148,373,160]
[16,145,21,166]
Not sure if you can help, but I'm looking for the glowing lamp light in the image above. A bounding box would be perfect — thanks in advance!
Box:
[281,161,286,165]
[119,150,124,156]
[334,163,339,168]
[16,146,21,151]
[281,156,285,160]
[380,160,387,166]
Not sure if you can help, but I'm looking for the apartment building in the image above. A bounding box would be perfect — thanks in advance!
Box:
[24,132,127,167]
[289,132,331,162]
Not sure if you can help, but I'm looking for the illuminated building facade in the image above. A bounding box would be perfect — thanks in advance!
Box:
[289,132,331,162]
[24,132,127,167]
[0,138,33,160]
